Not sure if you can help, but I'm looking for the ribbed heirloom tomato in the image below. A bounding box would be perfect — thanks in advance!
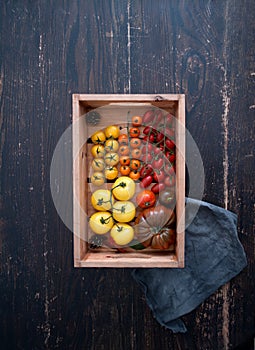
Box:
[92,158,105,172]
[91,144,105,158]
[104,139,119,153]
[104,125,120,139]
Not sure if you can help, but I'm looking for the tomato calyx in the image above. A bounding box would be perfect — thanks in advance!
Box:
[99,215,113,225]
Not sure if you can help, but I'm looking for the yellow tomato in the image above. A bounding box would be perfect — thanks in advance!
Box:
[91,144,105,158]
[92,158,105,172]
[112,201,136,222]
[91,189,114,211]
[110,223,134,245]
[111,176,136,200]
[91,172,105,186]
[104,125,120,139]
[104,139,119,153]
[104,152,119,166]
[89,212,114,234]
[104,166,118,180]
[91,130,106,144]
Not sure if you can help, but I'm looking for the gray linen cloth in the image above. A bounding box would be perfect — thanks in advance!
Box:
[132,198,247,333]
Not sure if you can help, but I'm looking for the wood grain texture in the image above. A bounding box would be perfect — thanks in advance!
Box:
[0,0,254,349]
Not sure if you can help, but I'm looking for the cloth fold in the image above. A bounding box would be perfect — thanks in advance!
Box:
[132,198,247,333]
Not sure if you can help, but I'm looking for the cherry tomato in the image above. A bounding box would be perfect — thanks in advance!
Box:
[130,138,141,148]
[120,165,131,176]
[130,159,141,170]
[140,164,154,178]
[141,143,154,154]
[91,130,106,144]
[91,172,105,186]
[104,125,120,139]
[169,154,176,163]
[141,153,153,163]
[131,148,142,159]
[151,183,165,194]
[153,147,162,156]
[165,127,175,139]
[136,190,156,209]
[140,175,153,188]
[156,132,164,143]
[154,110,163,124]
[153,169,165,183]
[143,110,154,124]
[104,139,119,153]
[143,126,151,135]
[132,115,142,127]
[164,162,175,175]
[149,133,156,143]
[129,127,140,138]
[152,156,164,169]
[119,155,130,166]
[164,175,175,187]
[165,138,175,150]
[118,134,129,145]
[166,113,174,127]
[105,166,118,180]
[129,170,140,180]
[119,145,129,156]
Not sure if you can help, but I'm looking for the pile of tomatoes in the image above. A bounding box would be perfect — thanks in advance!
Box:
[88,108,177,249]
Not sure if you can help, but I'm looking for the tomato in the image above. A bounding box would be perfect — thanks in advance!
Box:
[136,190,156,209]
[91,172,105,186]
[164,162,175,175]
[130,159,141,170]
[104,152,119,166]
[165,127,175,139]
[141,143,154,154]
[91,144,105,158]
[149,133,156,143]
[132,115,142,127]
[120,165,131,176]
[159,188,175,208]
[169,154,176,163]
[154,110,163,124]
[104,125,120,139]
[165,138,175,150]
[153,169,165,183]
[111,176,136,200]
[91,130,106,144]
[91,158,105,172]
[143,126,152,135]
[130,138,141,148]
[152,156,164,169]
[129,170,140,180]
[164,175,175,187]
[140,164,154,178]
[104,139,119,153]
[89,211,114,234]
[141,153,153,163]
[129,127,140,138]
[119,145,129,156]
[104,166,118,180]
[140,175,153,188]
[118,134,128,145]
[131,148,142,159]
[112,201,136,222]
[153,146,162,156]
[151,183,165,194]
[110,223,134,246]
[119,155,130,166]
[156,132,164,143]
[143,110,154,124]
[91,189,114,211]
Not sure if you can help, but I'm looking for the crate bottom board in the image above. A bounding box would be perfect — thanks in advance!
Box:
[74,248,178,268]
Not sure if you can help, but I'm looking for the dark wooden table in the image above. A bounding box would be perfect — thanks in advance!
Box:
[1,1,254,349]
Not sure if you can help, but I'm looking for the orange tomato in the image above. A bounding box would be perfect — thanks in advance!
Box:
[130,138,141,149]
[129,170,140,181]
[119,155,130,166]
[130,159,141,170]
[118,134,129,145]
[132,115,142,127]
[120,165,131,176]
[131,148,142,159]
[119,145,130,156]
[129,127,140,138]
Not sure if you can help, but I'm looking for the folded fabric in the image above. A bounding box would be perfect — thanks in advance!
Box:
[132,198,247,333]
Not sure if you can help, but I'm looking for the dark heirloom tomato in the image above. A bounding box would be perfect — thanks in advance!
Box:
[134,205,176,249]
[159,188,176,208]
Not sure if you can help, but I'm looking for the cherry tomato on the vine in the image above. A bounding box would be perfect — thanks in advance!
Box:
[129,127,140,138]
[132,115,142,127]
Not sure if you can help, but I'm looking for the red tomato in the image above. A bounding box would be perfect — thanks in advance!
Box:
[156,132,164,143]
[140,164,154,178]
[143,110,154,124]
[141,153,153,163]
[151,183,165,194]
[152,156,164,169]
[165,138,175,150]
[143,126,151,135]
[141,143,154,154]
[149,133,156,143]
[164,175,175,187]
[169,154,176,163]
[136,190,156,208]
[165,127,175,139]
[154,110,163,124]
[153,169,165,183]
[140,175,153,188]
[153,147,162,156]
[164,162,175,175]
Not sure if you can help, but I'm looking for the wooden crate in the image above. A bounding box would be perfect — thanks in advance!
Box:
[73,94,185,267]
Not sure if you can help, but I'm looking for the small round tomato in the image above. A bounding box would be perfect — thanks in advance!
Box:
[104,166,118,180]
[136,190,156,209]
[91,144,105,158]
[92,158,105,172]
[130,159,141,170]
[153,169,166,183]
[164,175,175,187]
[91,189,114,211]
[110,223,134,246]
[131,148,142,159]
[132,115,142,127]
[104,125,120,139]
[91,130,106,144]
[120,165,131,176]
[140,164,154,178]
[118,134,129,145]
[91,172,105,186]
[129,127,140,138]
[104,139,119,153]
[129,170,140,180]
[89,211,114,234]
[119,145,129,156]
[111,176,136,200]
[112,201,136,222]
[140,175,153,188]
[130,138,141,148]
[119,155,130,166]
[104,152,119,166]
